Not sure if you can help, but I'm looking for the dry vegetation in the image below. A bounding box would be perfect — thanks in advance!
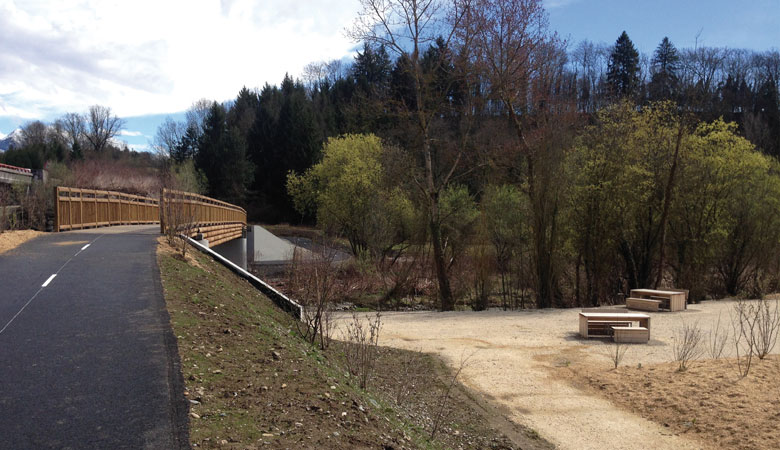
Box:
[571,356,780,450]
[0,229,43,254]
[70,159,161,196]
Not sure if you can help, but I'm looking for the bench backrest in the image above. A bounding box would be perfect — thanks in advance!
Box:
[581,308,626,313]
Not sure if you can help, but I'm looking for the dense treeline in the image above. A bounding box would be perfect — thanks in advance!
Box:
[165,0,777,309]
[5,0,779,309]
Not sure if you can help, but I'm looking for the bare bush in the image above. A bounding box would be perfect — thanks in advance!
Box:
[429,350,475,440]
[672,319,703,371]
[162,192,197,258]
[753,299,780,359]
[0,186,11,231]
[377,246,428,308]
[707,312,729,360]
[72,160,160,196]
[392,348,425,407]
[286,245,339,349]
[602,340,629,369]
[343,312,382,389]
[731,300,757,378]
[731,299,780,376]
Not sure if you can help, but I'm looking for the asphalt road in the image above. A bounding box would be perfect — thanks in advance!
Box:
[0,225,189,449]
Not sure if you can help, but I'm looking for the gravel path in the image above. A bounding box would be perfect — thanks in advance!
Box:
[335,300,777,450]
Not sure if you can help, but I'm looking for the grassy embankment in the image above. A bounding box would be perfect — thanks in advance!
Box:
[158,240,550,449]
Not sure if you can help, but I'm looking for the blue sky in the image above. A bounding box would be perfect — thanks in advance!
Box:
[0,0,777,151]
[547,0,779,54]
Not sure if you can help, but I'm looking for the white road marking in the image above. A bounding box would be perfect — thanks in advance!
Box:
[42,274,57,287]
[0,233,106,336]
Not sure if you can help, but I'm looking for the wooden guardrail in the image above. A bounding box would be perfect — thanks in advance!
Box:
[56,187,247,246]
[56,187,159,231]
[160,188,246,246]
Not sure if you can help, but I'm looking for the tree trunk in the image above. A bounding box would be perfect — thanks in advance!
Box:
[654,125,684,288]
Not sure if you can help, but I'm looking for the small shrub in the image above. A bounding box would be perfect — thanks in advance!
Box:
[604,340,629,369]
[672,319,703,371]
[343,311,382,389]
[707,312,729,360]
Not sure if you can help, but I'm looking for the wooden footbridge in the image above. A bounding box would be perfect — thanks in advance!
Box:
[55,187,246,246]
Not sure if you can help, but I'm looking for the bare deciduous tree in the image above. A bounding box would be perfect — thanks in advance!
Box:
[154,117,185,159]
[349,0,473,310]
[185,98,213,139]
[469,0,575,308]
[57,112,86,151]
[20,121,48,147]
[84,105,125,153]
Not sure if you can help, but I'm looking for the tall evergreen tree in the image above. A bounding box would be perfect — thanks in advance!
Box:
[172,124,199,162]
[227,86,259,138]
[246,76,322,222]
[648,37,680,101]
[195,102,254,205]
[606,31,640,99]
[351,43,392,97]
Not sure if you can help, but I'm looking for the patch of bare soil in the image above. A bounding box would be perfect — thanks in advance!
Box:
[159,241,544,449]
[0,230,43,254]
[559,356,780,450]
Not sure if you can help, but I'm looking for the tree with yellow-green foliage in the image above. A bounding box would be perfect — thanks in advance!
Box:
[287,133,418,257]
[671,120,780,298]
[571,101,687,303]
[572,102,780,304]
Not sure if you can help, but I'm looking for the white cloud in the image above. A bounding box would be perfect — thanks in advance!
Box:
[543,0,582,9]
[126,143,152,152]
[119,130,144,137]
[0,0,361,120]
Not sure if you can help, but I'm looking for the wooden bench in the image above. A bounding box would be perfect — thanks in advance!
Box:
[587,321,632,337]
[613,326,649,343]
[626,297,662,312]
[630,289,687,312]
[579,312,651,338]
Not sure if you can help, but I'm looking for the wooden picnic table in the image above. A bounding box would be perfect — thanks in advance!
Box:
[630,289,686,312]
[578,312,651,339]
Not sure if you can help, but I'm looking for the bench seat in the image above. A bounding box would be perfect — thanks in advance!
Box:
[587,321,632,336]
[613,326,650,343]
[626,297,662,311]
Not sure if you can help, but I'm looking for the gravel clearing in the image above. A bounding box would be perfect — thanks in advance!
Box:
[335,299,779,450]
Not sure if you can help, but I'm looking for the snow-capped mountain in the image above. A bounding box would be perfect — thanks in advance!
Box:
[0,129,24,152]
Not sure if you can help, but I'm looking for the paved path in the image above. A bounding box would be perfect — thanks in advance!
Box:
[0,225,188,449]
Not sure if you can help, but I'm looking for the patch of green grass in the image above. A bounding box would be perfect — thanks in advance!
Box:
[159,243,546,449]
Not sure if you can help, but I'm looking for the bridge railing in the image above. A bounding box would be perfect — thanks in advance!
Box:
[55,187,159,231]
[55,187,247,246]
[160,188,246,246]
